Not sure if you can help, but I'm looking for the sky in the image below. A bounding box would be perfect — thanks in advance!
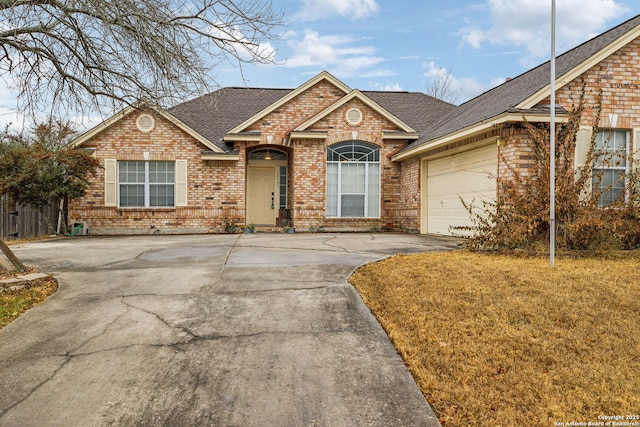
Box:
[1,0,638,131]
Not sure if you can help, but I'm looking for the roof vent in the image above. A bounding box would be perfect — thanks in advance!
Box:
[345,108,363,126]
[136,114,155,132]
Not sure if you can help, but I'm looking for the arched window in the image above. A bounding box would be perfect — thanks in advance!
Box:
[326,141,380,218]
[248,148,287,161]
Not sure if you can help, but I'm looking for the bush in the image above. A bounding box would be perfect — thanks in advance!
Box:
[460,85,640,252]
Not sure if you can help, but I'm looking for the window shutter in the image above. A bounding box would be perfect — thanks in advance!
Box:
[574,126,592,168]
[634,128,640,171]
[104,159,117,207]
[175,160,188,206]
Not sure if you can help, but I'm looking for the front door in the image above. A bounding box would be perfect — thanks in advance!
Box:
[246,166,277,225]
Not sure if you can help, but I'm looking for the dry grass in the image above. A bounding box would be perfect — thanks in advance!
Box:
[350,251,640,427]
[0,268,58,329]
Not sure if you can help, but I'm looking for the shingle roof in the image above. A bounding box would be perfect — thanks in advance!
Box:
[363,91,456,137]
[169,86,456,152]
[169,87,293,152]
[405,13,640,152]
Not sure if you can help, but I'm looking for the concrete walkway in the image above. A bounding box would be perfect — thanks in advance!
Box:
[0,233,458,427]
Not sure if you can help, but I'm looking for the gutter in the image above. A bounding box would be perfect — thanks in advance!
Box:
[392,110,569,162]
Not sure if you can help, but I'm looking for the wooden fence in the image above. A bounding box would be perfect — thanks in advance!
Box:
[0,195,60,241]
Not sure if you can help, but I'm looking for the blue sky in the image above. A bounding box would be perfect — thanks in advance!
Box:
[214,0,637,101]
[0,0,638,130]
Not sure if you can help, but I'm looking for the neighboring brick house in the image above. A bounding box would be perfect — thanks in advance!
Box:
[70,14,640,235]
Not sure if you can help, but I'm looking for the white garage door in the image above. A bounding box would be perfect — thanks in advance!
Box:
[425,144,497,235]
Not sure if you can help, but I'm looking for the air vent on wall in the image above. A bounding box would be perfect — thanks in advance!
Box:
[345,108,363,126]
[136,114,155,132]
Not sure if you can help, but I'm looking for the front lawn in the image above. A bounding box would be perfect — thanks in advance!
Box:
[350,251,640,427]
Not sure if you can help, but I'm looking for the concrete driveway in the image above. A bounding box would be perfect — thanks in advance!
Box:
[0,233,458,427]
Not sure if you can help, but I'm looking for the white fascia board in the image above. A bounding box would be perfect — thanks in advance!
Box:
[223,133,261,142]
[226,71,351,135]
[293,90,416,133]
[69,99,224,153]
[201,153,240,161]
[518,29,640,109]
[392,111,569,162]
[289,131,327,139]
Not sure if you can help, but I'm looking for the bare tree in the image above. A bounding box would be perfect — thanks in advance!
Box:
[426,66,462,105]
[0,0,284,116]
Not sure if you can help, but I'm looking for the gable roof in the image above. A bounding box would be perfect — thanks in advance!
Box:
[293,89,417,134]
[395,13,640,160]
[170,84,455,152]
[73,72,455,153]
[71,99,227,153]
[169,87,292,152]
[364,90,455,138]
[225,71,352,136]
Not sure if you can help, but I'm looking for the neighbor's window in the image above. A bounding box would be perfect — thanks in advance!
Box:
[119,161,175,208]
[326,141,380,217]
[592,130,628,207]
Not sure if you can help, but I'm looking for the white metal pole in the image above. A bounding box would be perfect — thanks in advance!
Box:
[550,0,556,267]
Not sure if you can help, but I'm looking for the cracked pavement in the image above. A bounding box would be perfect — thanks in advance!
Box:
[0,233,459,426]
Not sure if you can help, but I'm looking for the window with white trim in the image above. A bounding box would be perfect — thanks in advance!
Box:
[592,129,628,207]
[326,141,380,218]
[119,161,175,207]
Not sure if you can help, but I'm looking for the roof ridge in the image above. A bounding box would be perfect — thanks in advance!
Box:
[409,13,640,150]
[459,13,640,108]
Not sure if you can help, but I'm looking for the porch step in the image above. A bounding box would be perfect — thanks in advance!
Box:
[253,226,284,233]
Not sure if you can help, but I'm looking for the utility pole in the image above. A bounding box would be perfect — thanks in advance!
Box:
[550,0,556,268]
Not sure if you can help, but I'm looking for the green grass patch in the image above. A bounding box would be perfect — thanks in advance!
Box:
[350,251,640,427]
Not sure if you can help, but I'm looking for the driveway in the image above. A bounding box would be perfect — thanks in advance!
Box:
[0,233,458,426]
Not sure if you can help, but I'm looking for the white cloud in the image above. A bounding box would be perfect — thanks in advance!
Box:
[294,0,379,21]
[461,0,629,65]
[210,22,278,63]
[490,77,507,87]
[0,82,103,134]
[369,82,404,91]
[423,61,488,103]
[0,81,28,133]
[283,29,390,78]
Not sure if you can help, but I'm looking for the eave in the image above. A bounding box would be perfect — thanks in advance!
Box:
[383,131,419,140]
[223,133,261,142]
[289,131,327,139]
[392,110,570,162]
[201,151,239,161]
[70,99,224,153]
[518,25,640,109]
[293,89,416,134]
[227,71,351,135]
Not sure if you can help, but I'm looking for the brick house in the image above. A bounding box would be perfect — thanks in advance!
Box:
[70,14,640,235]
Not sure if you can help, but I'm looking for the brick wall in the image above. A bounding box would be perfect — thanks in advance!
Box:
[396,157,420,232]
[69,110,246,234]
[498,37,640,186]
[71,79,414,234]
[70,38,640,235]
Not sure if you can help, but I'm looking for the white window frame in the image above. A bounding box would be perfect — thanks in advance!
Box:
[326,141,381,218]
[592,129,629,207]
[118,161,176,208]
